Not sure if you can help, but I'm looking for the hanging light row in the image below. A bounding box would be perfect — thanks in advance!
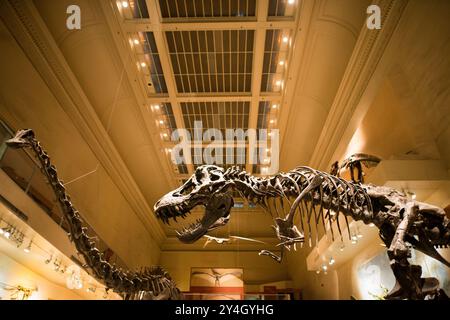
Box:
[0,217,111,298]
[0,219,26,249]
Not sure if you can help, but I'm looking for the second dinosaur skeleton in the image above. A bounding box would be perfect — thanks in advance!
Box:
[155,164,450,300]
[203,235,266,247]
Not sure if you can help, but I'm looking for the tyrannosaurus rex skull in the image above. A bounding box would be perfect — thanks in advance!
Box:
[154,165,234,243]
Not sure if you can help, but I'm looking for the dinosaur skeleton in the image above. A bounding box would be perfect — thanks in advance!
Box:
[6,129,182,300]
[330,153,381,183]
[203,235,266,247]
[155,164,450,300]
[191,268,242,287]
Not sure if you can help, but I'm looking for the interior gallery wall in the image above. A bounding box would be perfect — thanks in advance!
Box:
[284,0,450,299]
[0,252,83,300]
[160,251,290,293]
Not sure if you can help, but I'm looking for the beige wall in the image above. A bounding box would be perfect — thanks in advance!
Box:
[286,251,339,300]
[0,252,83,300]
[160,251,290,292]
[0,18,161,269]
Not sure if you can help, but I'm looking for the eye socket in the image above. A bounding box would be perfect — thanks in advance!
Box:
[210,174,220,181]
[180,183,195,195]
[195,170,203,181]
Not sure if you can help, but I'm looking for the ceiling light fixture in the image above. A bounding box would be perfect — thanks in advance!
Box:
[3,228,11,239]
[153,104,160,110]
[140,62,146,67]
[159,120,164,125]
[275,80,282,86]
[288,0,295,4]
[329,257,335,265]
[272,104,277,109]
[279,60,285,66]
[282,36,289,43]
[133,39,139,45]
[24,240,32,253]
[270,119,275,124]
[121,1,129,8]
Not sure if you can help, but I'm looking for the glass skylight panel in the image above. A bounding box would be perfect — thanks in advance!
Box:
[120,0,150,19]
[261,29,290,92]
[191,146,247,170]
[132,32,168,94]
[268,0,296,17]
[166,30,254,93]
[181,102,250,139]
[159,0,257,18]
[129,0,149,18]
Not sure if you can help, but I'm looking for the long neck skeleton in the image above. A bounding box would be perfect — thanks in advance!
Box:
[6,129,181,300]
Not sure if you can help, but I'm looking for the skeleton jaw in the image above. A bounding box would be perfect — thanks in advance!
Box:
[154,193,233,244]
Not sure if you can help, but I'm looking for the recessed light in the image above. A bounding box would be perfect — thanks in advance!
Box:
[272,104,277,109]
[159,120,164,125]
[270,119,275,124]
[140,62,146,67]
[282,36,289,43]
[279,60,285,66]
[275,80,282,86]
[153,104,160,110]
[162,133,168,138]
[265,148,270,152]
[288,0,295,4]
[121,1,129,8]
[133,39,139,45]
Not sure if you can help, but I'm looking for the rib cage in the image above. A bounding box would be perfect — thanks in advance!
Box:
[224,166,374,246]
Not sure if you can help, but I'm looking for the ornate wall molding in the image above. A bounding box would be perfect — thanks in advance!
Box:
[308,0,409,170]
[0,0,166,243]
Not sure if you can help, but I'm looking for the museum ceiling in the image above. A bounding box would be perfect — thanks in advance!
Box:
[0,0,448,261]
[0,0,390,251]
